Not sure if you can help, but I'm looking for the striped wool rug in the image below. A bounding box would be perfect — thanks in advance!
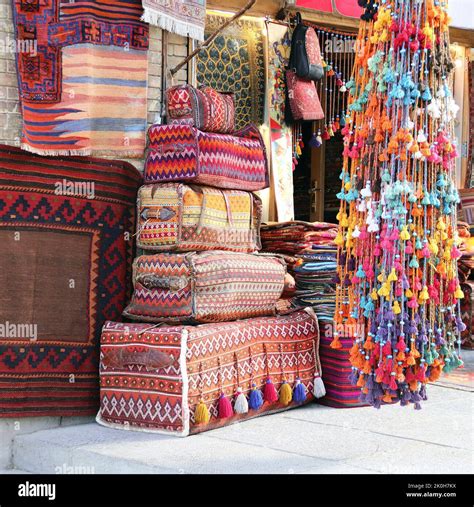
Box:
[11,0,149,157]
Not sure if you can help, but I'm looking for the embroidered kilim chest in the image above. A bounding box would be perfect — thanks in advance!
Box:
[144,124,269,191]
[137,183,262,252]
[96,309,324,435]
[123,251,286,323]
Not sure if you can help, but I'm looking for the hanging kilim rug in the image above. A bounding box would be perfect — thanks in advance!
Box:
[11,0,149,157]
[196,14,266,129]
[333,0,465,409]
[0,144,141,417]
[141,0,205,41]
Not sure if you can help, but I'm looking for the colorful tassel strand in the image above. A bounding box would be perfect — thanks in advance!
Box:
[334,0,463,410]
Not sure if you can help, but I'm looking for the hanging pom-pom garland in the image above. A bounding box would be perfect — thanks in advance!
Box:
[334,0,464,409]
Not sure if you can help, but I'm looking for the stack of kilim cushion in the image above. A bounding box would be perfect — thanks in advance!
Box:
[261,221,366,408]
[0,145,141,417]
[96,88,326,436]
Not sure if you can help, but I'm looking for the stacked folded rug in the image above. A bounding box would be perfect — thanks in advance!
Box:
[261,221,366,408]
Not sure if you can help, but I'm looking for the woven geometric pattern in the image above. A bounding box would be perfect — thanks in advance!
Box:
[12,0,149,157]
[137,183,262,253]
[123,251,286,323]
[145,124,269,191]
[166,85,235,133]
[196,14,266,129]
[0,144,141,417]
[97,309,322,435]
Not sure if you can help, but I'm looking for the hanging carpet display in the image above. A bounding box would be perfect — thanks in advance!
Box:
[140,0,206,41]
[196,13,266,129]
[11,0,149,157]
[0,144,141,417]
[267,21,294,221]
[334,0,465,409]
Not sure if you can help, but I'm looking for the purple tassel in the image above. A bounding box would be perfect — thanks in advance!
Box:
[293,378,307,403]
[348,368,359,385]
[414,402,422,410]
[420,384,428,401]
[347,257,356,271]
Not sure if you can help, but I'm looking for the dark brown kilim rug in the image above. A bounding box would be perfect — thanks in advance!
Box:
[0,144,142,416]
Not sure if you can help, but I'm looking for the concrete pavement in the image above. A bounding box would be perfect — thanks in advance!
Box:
[3,350,472,475]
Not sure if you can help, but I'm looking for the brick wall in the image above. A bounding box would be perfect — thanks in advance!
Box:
[0,1,189,170]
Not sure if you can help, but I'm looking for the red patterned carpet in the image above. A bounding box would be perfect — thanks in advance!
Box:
[435,350,474,392]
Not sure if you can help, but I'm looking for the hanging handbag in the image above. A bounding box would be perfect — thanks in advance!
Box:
[285,69,325,122]
[288,14,324,82]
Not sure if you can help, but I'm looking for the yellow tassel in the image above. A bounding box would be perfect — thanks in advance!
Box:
[429,239,439,256]
[344,181,352,191]
[387,268,398,283]
[296,144,302,156]
[334,232,344,246]
[194,400,210,424]
[454,286,464,299]
[393,300,401,315]
[377,271,386,283]
[405,288,413,298]
[370,288,378,300]
[400,226,410,241]
[279,381,293,406]
[418,286,429,303]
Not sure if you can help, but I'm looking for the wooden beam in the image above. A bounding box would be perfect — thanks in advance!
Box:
[449,27,474,47]
[207,0,283,17]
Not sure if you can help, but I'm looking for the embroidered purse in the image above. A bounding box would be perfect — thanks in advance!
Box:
[165,84,235,133]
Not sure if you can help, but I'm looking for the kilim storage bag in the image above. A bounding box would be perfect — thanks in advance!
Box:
[96,308,325,436]
[165,84,235,133]
[144,124,269,191]
[123,251,287,323]
[137,183,262,253]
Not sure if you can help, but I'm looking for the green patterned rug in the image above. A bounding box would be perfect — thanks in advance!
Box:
[196,14,266,129]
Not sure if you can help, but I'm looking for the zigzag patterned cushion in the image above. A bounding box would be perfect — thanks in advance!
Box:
[137,183,262,253]
[97,309,325,435]
[144,124,269,190]
[123,251,287,323]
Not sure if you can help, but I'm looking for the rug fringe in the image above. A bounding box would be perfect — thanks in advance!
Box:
[20,144,145,159]
[141,8,204,41]
[20,143,92,157]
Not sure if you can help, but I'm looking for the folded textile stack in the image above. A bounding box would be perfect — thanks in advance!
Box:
[261,221,338,255]
[261,221,365,407]
[96,85,326,435]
